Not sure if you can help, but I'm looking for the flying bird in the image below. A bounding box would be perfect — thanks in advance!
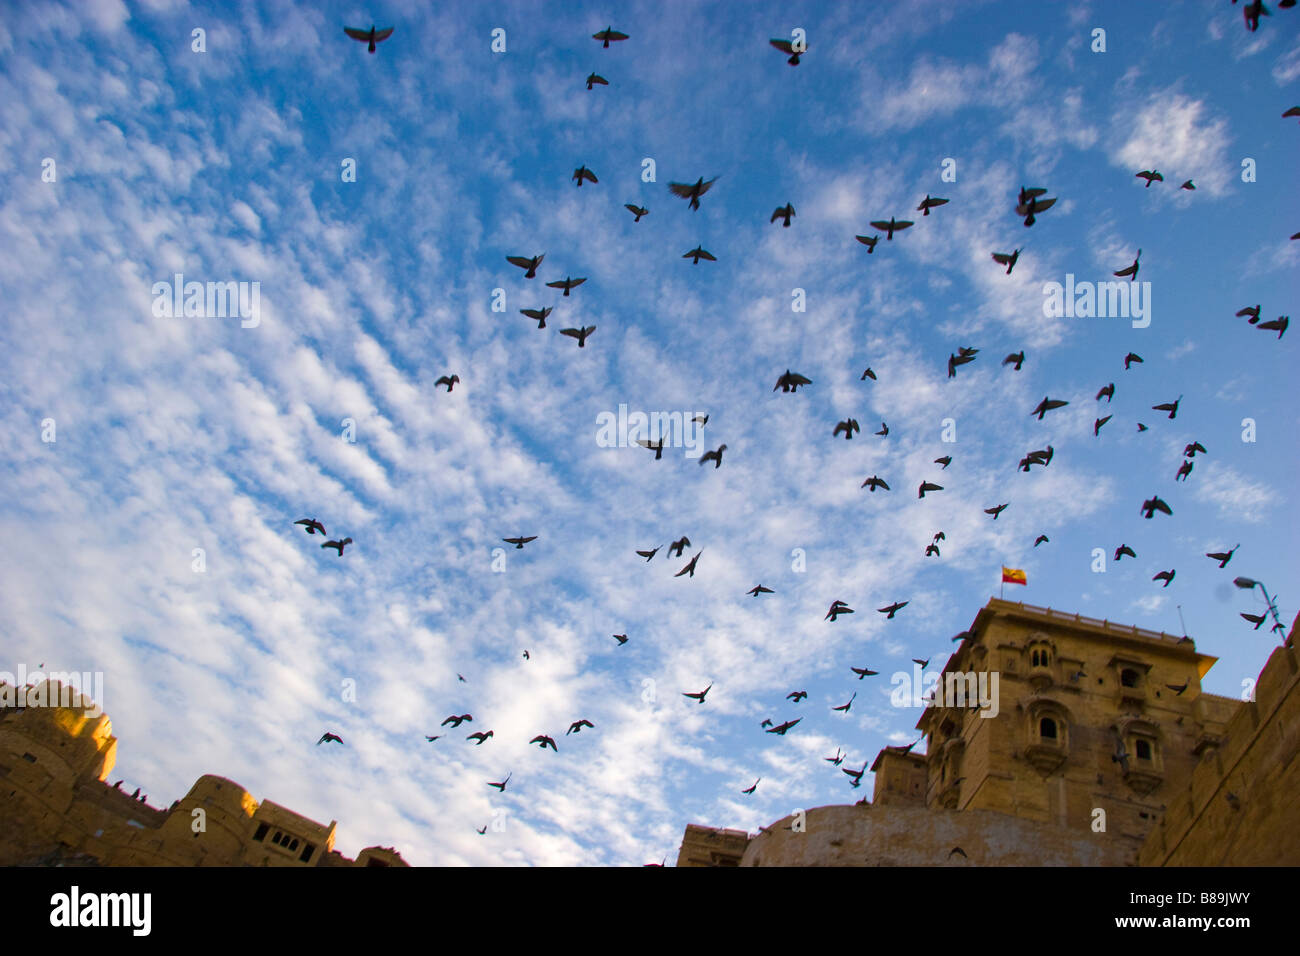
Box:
[913,658,930,668]
[530,735,558,752]
[1241,612,1266,630]
[1257,315,1289,339]
[824,748,845,765]
[1002,351,1025,371]
[766,718,801,735]
[1152,396,1181,419]
[682,245,717,264]
[572,165,598,186]
[502,535,538,549]
[1135,170,1163,187]
[1153,569,1176,588]
[918,481,943,498]
[559,325,596,347]
[435,374,460,392]
[636,437,666,460]
[668,537,691,557]
[878,601,909,619]
[567,720,595,735]
[1205,545,1239,568]
[748,584,774,596]
[1114,249,1142,281]
[769,38,805,65]
[668,176,719,210]
[487,773,511,792]
[855,234,879,253]
[321,537,353,556]
[1184,441,1207,457]
[692,414,709,426]
[1015,187,1056,226]
[870,217,914,239]
[636,546,660,561]
[825,601,854,622]
[861,475,890,492]
[1034,535,1049,547]
[507,254,545,278]
[843,763,866,786]
[875,422,889,437]
[832,692,857,714]
[1031,396,1068,419]
[699,445,727,468]
[991,249,1020,274]
[424,735,441,742]
[1096,382,1115,402]
[917,195,949,215]
[861,367,877,380]
[344,25,394,53]
[1181,180,1195,190]
[585,73,608,90]
[468,731,495,744]
[624,204,649,222]
[613,633,628,645]
[925,542,940,557]
[1114,544,1136,561]
[1095,415,1112,436]
[851,666,878,679]
[985,503,1009,519]
[934,456,952,469]
[1243,0,1270,32]
[317,732,344,745]
[547,276,588,297]
[773,370,812,392]
[682,684,712,703]
[771,203,796,227]
[592,26,629,47]
[947,351,976,378]
[442,714,473,727]
[295,518,326,536]
[675,551,702,577]
[741,778,761,794]
[1175,460,1193,481]
[1124,352,1144,370]
[1141,496,1173,519]
[788,690,808,702]
[834,419,861,439]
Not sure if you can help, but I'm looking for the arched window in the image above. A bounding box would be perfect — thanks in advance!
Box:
[1135,739,1152,761]
[1040,717,1057,740]
[1121,668,1140,688]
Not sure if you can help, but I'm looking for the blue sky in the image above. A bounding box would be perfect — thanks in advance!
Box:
[1,0,1296,866]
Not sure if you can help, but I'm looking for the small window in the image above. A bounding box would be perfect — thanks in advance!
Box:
[300,842,315,863]
[1040,717,1057,740]
[21,753,36,763]
[1135,739,1152,761]
[1121,669,1140,688]
[289,838,299,851]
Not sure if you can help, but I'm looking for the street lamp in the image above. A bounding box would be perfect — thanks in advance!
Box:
[1234,577,1288,643]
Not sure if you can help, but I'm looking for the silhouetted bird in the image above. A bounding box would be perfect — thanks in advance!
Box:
[1152,395,1181,419]
[636,438,666,460]
[1141,496,1173,519]
[636,546,660,561]
[773,370,812,392]
[559,325,596,347]
[317,732,344,745]
[748,585,774,596]
[321,537,353,556]
[870,217,913,239]
[625,204,648,222]
[1015,186,1056,226]
[442,714,473,727]
[674,551,702,577]
[766,718,801,735]
[668,176,719,210]
[668,537,691,558]
[934,456,952,469]
[585,73,608,90]
[468,731,494,744]
[1034,535,1049,547]
[572,165,598,186]
[1257,315,1289,339]
[1124,352,1143,370]
[769,38,805,65]
[567,720,595,735]
[1097,382,1115,402]
[1205,545,1239,568]
[742,778,761,794]
[788,690,808,702]
[855,234,879,253]
[1095,415,1112,436]
[1175,460,1193,481]
[547,276,587,296]
[502,535,538,549]
[1114,544,1136,561]
[295,518,326,536]
[878,601,908,619]
[1184,441,1207,457]
[833,693,857,714]
[613,633,628,645]
[520,307,551,328]
[825,601,854,622]
[1003,351,1025,371]
[771,203,796,227]
[699,445,727,468]
[861,475,890,492]
[530,735,558,751]
[435,374,460,392]
[344,24,393,53]
[1153,569,1176,588]
[682,245,716,264]
[1166,681,1189,696]
[1135,170,1163,187]
[682,684,712,703]
[1114,249,1142,281]
[592,26,629,47]
[991,249,1020,274]
[861,367,877,380]
[917,195,949,215]
[834,419,861,439]
[985,503,1009,519]
[851,666,878,679]
[1181,180,1195,190]
[918,481,943,498]
[507,254,544,278]
[1031,396,1068,419]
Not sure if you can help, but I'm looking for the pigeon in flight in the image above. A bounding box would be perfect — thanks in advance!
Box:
[636,546,660,561]
[917,195,949,215]
[834,419,861,439]
[741,778,761,794]
[317,732,344,745]
[1257,315,1289,339]
[675,551,702,577]
[625,204,649,222]
[1152,569,1176,588]
[487,773,512,792]
[442,714,473,727]
[699,445,727,468]
[1152,396,1181,419]
[344,25,394,53]
[668,537,691,558]
[547,276,588,297]
[682,245,717,265]
[918,481,943,498]
[861,475,890,492]
[1140,496,1173,519]
[1015,186,1056,226]
[1241,612,1267,630]
[612,633,629,646]
[861,367,877,381]
[424,735,441,743]
[636,437,666,460]
[787,690,808,702]
[824,748,845,765]
[435,374,460,392]
[878,601,909,619]
[1181,180,1195,190]
[991,249,1020,274]
[870,217,914,239]
[572,165,598,187]
[507,254,545,278]
[1114,544,1136,561]
[1175,460,1193,481]
[825,601,854,622]
[1031,396,1068,419]
[567,720,595,735]
[1097,382,1115,402]
[855,234,879,253]
[1095,415,1112,436]
[1002,351,1025,371]
[1205,545,1239,568]
[668,176,719,210]
[1135,170,1163,187]
[766,718,801,735]
[295,518,326,536]
[832,692,857,714]
[467,731,495,744]
[773,370,812,392]
[321,537,353,556]
[934,456,952,469]
[843,762,866,786]
[769,38,806,65]
[1034,535,1049,547]
[1114,249,1142,281]
[1124,352,1144,370]
[985,503,1009,519]
[530,735,559,752]
[1184,441,1207,458]
[560,325,596,347]
[502,535,538,549]
[771,203,796,227]
[851,666,878,680]
[682,684,712,704]
[592,26,629,47]
[585,73,609,90]
[749,584,774,596]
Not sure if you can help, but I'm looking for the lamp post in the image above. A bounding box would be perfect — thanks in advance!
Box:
[1234,577,1288,643]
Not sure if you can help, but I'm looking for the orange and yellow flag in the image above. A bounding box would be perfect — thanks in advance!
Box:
[1002,566,1027,585]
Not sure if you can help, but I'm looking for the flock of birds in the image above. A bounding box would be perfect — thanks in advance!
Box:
[304,14,1299,857]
